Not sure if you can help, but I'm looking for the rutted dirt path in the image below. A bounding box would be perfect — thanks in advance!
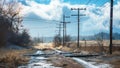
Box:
[18,49,84,68]
[18,48,113,68]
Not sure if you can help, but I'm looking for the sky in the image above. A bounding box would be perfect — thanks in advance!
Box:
[13,0,120,37]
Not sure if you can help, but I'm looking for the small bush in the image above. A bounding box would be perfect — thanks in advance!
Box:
[53,35,62,47]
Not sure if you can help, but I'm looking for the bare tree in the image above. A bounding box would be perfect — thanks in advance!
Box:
[0,0,22,32]
[95,32,105,54]
[0,0,23,46]
[64,35,71,47]
[82,38,87,50]
[53,34,62,47]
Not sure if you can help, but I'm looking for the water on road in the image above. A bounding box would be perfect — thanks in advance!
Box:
[18,50,61,68]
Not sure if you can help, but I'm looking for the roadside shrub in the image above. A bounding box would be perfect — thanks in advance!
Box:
[53,35,62,47]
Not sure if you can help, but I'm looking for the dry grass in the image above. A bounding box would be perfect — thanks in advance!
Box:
[0,49,36,68]
[65,40,120,54]
[33,43,54,50]
[31,41,120,68]
[59,41,120,68]
[109,59,120,68]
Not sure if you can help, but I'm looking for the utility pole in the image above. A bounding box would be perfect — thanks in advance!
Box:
[41,35,44,43]
[110,0,113,54]
[62,15,65,46]
[55,23,62,45]
[61,14,70,46]
[59,23,62,37]
[71,8,86,48]
[56,23,62,37]
[38,32,40,43]
[64,17,70,43]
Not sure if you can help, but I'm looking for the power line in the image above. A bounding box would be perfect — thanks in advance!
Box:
[86,0,91,5]
[23,18,78,24]
[23,19,60,24]
[94,0,99,4]
[26,26,56,29]
[99,0,109,7]
[23,17,60,22]
[86,0,109,7]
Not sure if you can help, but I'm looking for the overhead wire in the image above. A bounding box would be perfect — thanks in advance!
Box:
[23,17,61,22]
[23,17,79,24]
[99,0,110,17]
[85,0,91,5]
[99,0,109,7]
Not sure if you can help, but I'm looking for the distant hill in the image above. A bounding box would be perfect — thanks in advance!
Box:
[33,32,120,42]
[68,32,120,41]
[78,32,120,40]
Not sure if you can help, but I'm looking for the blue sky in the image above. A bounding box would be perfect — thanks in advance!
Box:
[16,0,120,37]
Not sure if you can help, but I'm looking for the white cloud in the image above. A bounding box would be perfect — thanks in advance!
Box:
[20,0,120,33]
[81,2,120,33]
[20,0,63,20]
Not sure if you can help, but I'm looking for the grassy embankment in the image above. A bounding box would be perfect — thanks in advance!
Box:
[0,48,36,68]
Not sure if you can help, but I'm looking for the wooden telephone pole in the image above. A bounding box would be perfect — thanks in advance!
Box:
[71,8,86,48]
[109,0,113,54]
[61,14,70,46]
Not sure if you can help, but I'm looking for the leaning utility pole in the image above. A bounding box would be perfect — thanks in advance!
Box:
[71,8,86,48]
[61,14,70,46]
[109,0,113,54]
